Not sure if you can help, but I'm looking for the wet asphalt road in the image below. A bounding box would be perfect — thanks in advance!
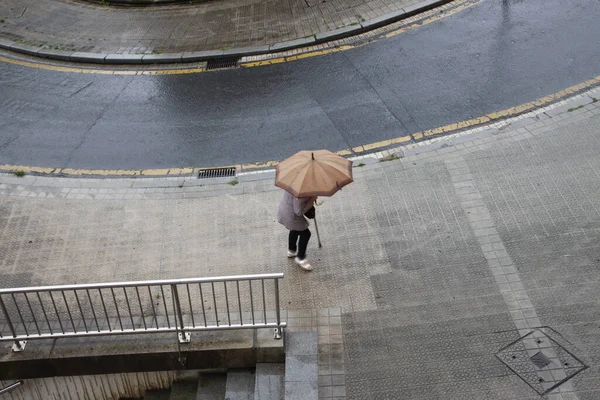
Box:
[1,0,600,170]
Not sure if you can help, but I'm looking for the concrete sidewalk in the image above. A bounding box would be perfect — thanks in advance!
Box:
[2,86,600,399]
[0,0,449,63]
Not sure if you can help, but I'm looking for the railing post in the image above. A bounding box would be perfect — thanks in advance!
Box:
[171,285,190,343]
[273,279,283,340]
[0,381,23,395]
[0,296,26,352]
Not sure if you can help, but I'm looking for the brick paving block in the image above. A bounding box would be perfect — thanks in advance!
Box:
[285,355,318,382]
[254,363,284,399]
[288,331,318,356]
[225,370,255,400]
[285,381,317,400]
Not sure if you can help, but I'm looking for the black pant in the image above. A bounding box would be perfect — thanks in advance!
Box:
[289,229,311,260]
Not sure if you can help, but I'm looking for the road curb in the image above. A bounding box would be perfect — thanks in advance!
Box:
[0,0,453,65]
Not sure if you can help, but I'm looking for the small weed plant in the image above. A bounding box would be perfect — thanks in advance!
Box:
[380,154,399,162]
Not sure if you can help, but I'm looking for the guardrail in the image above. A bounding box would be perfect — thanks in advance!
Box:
[0,381,23,396]
[0,274,286,352]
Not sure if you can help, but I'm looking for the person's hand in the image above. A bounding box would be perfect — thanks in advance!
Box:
[310,196,318,204]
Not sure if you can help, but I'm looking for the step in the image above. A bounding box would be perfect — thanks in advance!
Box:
[169,380,199,400]
[195,373,227,400]
[254,363,285,400]
[284,331,318,400]
[225,370,256,400]
[143,389,171,400]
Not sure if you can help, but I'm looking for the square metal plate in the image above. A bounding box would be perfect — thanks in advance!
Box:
[495,328,588,395]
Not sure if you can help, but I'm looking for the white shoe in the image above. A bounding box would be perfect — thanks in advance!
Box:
[294,257,313,271]
[287,250,297,258]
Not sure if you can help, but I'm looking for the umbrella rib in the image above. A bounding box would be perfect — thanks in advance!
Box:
[317,162,350,184]
[295,164,313,197]
[311,161,331,196]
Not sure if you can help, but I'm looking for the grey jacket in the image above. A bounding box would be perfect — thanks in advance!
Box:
[277,191,313,231]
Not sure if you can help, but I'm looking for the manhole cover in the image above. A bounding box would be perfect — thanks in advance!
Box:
[206,57,240,70]
[197,167,236,179]
[495,328,588,395]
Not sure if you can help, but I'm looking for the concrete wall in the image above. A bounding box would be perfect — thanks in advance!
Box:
[1,329,283,380]
[0,371,176,400]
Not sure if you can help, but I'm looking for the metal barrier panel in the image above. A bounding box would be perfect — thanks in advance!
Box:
[0,274,286,352]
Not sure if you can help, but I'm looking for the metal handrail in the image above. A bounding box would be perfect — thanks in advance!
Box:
[0,381,23,395]
[0,274,284,293]
[0,274,286,352]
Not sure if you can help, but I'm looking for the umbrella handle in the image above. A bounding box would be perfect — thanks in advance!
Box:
[314,214,322,248]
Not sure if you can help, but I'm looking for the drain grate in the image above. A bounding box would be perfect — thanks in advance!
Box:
[206,57,240,70]
[197,167,236,179]
[495,328,588,395]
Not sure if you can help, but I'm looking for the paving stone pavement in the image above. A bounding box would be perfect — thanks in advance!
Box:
[0,0,425,56]
[2,88,600,399]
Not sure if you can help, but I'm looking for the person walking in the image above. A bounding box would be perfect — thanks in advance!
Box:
[277,191,317,271]
[275,149,354,271]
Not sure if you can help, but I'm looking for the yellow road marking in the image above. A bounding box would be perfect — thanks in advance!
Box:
[0,165,58,175]
[140,68,206,75]
[1,74,599,177]
[0,56,210,76]
[242,58,287,68]
[242,46,360,68]
[167,168,195,175]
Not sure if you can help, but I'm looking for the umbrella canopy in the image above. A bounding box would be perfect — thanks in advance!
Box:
[275,150,353,197]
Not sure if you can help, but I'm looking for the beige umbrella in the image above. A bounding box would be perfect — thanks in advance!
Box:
[275,150,353,248]
[275,150,353,198]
